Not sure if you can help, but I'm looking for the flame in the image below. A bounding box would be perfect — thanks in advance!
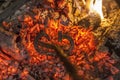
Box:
[1,15,118,80]
[86,0,104,19]
[1,1,119,79]
[17,10,119,79]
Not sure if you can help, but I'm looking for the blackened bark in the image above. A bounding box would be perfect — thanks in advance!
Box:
[0,0,29,24]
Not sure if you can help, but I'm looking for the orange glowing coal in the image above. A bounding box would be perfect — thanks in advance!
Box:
[20,15,96,62]
[0,0,119,79]
[1,12,119,79]
[19,13,119,79]
[2,7,119,79]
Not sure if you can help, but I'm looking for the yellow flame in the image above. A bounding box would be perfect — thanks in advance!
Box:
[86,0,104,19]
[93,0,104,19]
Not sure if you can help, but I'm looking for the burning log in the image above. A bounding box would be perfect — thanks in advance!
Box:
[0,27,25,61]
[0,0,29,23]
[0,27,18,50]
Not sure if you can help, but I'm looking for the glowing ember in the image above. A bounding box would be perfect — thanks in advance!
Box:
[18,12,118,79]
[0,0,119,79]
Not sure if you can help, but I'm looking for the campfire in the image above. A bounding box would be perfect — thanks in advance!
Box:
[0,0,120,80]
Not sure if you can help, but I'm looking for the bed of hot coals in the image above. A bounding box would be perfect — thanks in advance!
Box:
[0,0,120,80]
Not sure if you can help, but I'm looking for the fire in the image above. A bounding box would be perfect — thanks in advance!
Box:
[0,0,119,79]
[86,0,104,19]
[2,8,117,79]
[19,13,119,79]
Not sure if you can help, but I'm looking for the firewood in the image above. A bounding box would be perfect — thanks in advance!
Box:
[0,27,24,61]
[0,0,29,23]
[0,27,18,50]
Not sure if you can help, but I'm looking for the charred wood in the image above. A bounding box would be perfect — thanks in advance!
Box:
[0,27,25,61]
[105,37,120,57]
[0,0,29,24]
